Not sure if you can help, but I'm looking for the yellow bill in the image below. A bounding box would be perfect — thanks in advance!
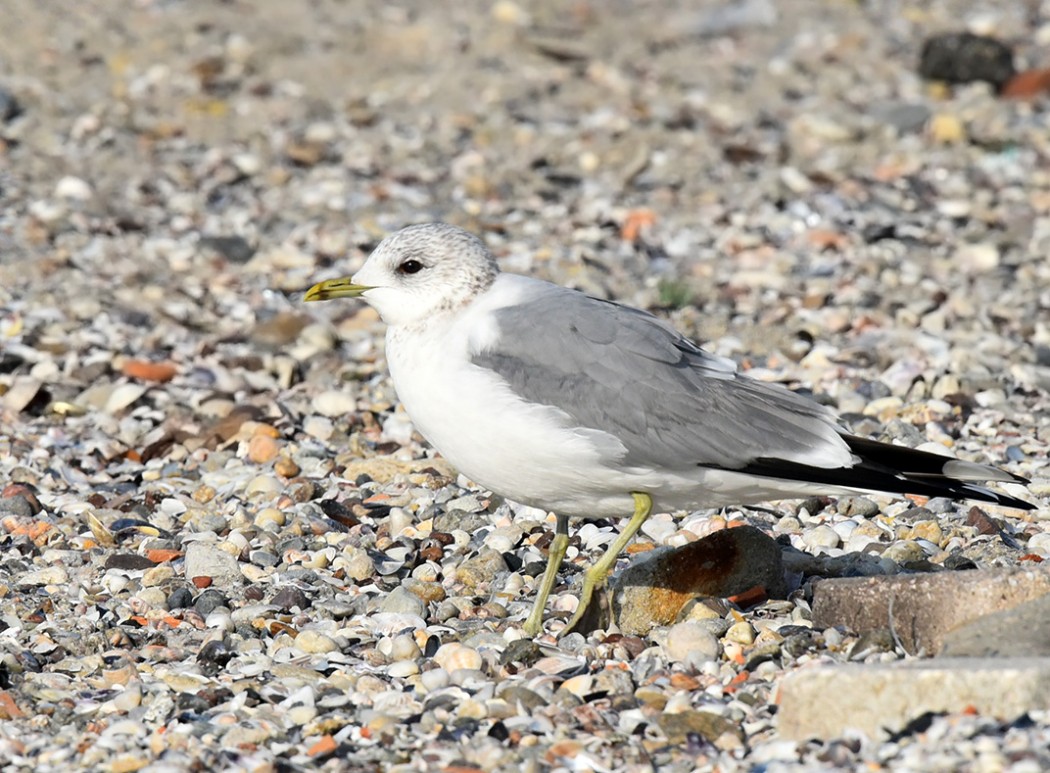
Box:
[303,277,373,302]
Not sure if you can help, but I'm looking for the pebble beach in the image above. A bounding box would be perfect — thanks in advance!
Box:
[2,0,1050,770]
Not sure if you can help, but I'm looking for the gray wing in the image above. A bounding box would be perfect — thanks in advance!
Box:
[471,286,854,472]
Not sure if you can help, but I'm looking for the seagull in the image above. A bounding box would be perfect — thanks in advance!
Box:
[305,222,1032,636]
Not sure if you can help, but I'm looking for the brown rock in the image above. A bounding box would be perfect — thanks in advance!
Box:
[274,456,301,478]
[614,525,786,635]
[811,567,1050,654]
[658,710,744,744]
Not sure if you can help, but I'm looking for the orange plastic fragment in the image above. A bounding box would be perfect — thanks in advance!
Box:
[0,691,25,719]
[307,735,337,757]
[621,209,657,242]
[728,584,768,608]
[146,549,182,564]
[122,360,177,382]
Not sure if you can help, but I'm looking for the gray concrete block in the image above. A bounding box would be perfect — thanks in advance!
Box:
[811,567,1050,654]
[776,657,1050,740]
[940,594,1050,657]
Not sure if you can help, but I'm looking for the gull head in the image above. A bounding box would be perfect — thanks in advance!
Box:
[304,223,499,327]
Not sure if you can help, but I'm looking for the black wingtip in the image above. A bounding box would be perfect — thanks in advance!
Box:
[735,434,1035,512]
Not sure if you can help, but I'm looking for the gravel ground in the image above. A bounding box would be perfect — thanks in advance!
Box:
[2,0,1050,770]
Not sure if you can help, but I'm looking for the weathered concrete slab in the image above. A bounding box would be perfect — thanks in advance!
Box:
[777,657,1050,740]
[940,594,1050,657]
[811,567,1050,654]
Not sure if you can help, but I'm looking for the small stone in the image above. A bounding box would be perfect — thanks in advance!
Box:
[1027,532,1050,557]
[899,521,943,545]
[0,495,35,518]
[199,235,255,263]
[658,710,743,745]
[142,566,175,587]
[838,497,880,518]
[928,114,966,144]
[432,643,483,672]
[295,630,340,654]
[455,549,507,590]
[379,585,426,617]
[303,415,334,441]
[663,621,721,668]
[245,475,281,498]
[341,548,375,582]
[194,588,228,616]
[388,633,421,662]
[255,508,286,529]
[248,434,280,464]
[165,587,194,611]
[387,661,420,678]
[54,175,93,201]
[184,542,243,587]
[121,360,177,382]
[420,668,450,693]
[802,525,840,551]
[271,586,310,612]
[881,540,926,564]
[954,243,999,272]
[313,391,357,418]
[0,87,22,123]
[274,456,301,478]
[725,621,756,645]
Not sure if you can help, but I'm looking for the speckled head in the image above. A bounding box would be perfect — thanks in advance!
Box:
[304,223,500,327]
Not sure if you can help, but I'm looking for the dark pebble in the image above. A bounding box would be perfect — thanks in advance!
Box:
[0,351,25,374]
[282,569,320,584]
[167,587,195,610]
[317,499,360,528]
[849,628,896,659]
[199,235,256,263]
[918,32,1015,91]
[943,553,978,571]
[423,634,441,658]
[0,495,35,518]
[104,553,156,571]
[194,588,229,616]
[288,479,323,503]
[502,551,523,572]
[270,586,310,611]
[244,585,265,601]
[197,639,234,674]
[0,87,22,123]
[499,638,544,667]
[276,537,306,553]
[250,550,280,567]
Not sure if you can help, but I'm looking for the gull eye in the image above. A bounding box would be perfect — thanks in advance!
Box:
[397,259,424,275]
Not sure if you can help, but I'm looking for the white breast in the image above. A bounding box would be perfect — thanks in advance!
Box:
[383,276,637,516]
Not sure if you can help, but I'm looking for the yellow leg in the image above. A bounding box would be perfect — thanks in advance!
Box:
[523,513,570,636]
[560,492,653,636]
